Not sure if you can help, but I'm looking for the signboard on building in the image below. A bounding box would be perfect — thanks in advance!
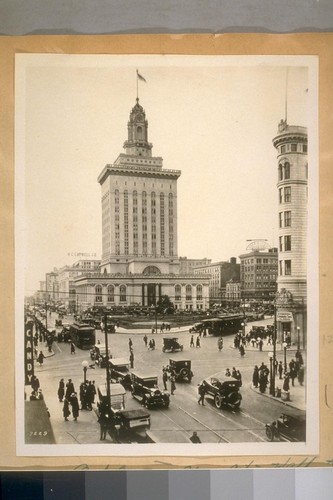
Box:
[277,310,294,322]
[25,319,34,385]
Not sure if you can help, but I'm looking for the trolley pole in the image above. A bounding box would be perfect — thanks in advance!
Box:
[104,313,111,410]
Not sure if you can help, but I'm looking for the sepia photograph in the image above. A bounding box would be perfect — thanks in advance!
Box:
[15,54,318,456]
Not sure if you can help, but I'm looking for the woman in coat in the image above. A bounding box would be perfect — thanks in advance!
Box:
[252,365,259,388]
[70,393,80,421]
[57,378,65,402]
[63,398,71,421]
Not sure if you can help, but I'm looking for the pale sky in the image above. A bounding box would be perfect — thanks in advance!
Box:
[16,55,314,295]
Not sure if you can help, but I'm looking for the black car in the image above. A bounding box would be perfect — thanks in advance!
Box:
[168,359,193,382]
[131,372,170,409]
[109,358,132,389]
[162,337,183,353]
[90,343,111,367]
[202,376,242,410]
[266,413,306,442]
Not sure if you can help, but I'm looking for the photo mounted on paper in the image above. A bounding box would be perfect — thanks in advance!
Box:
[15,54,319,456]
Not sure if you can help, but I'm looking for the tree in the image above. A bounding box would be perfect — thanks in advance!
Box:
[156,295,175,315]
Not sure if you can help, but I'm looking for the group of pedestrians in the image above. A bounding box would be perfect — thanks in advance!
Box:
[60,378,80,422]
[189,334,201,348]
[79,380,96,410]
[252,363,270,393]
[162,366,176,395]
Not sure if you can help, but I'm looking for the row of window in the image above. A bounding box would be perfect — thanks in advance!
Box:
[94,284,204,303]
[279,143,307,155]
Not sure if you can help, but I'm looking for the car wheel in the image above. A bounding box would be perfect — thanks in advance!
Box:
[266,425,274,441]
[180,368,188,378]
[214,393,223,409]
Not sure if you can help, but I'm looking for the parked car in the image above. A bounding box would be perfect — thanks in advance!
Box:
[131,372,170,408]
[97,383,151,439]
[109,358,132,389]
[162,337,183,353]
[202,376,242,410]
[90,343,111,367]
[168,359,193,382]
[265,413,306,442]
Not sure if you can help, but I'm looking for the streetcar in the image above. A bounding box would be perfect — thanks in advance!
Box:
[69,322,95,350]
[192,315,244,336]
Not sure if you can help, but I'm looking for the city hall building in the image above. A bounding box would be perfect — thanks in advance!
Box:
[75,98,209,311]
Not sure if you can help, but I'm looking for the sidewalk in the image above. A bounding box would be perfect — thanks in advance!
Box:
[249,378,306,412]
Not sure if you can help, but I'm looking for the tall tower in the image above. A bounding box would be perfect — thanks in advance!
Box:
[97,98,181,276]
[272,119,308,346]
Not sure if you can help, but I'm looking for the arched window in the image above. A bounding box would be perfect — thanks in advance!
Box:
[197,285,202,301]
[95,285,102,303]
[137,126,143,139]
[175,285,181,301]
[119,285,126,302]
[186,285,192,301]
[107,285,114,303]
[284,162,290,179]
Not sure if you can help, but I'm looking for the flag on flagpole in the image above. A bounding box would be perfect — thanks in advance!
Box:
[137,69,147,83]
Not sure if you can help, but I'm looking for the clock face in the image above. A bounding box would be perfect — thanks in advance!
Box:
[136,113,144,121]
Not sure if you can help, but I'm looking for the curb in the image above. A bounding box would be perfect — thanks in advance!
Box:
[248,383,305,412]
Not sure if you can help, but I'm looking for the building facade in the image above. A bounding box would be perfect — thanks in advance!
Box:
[273,119,307,346]
[225,279,241,302]
[76,98,209,311]
[58,260,101,311]
[239,248,278,300]
[194,258,240,305]
[179,257,212,274]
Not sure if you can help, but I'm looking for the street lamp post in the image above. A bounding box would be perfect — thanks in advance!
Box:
[268,352,274,395]
[297,326,301,352]
[82,360,88,384]
[104,313,111,410]
[282,342,288,373]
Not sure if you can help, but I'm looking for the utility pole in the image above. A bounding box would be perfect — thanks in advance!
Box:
[104,313,111,410]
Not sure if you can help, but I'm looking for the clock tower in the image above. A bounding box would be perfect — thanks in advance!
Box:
[123,98,153,157]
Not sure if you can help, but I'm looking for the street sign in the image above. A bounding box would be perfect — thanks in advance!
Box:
[276,310,293,321]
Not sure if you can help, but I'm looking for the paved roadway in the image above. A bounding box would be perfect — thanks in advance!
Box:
[33,312,305,445]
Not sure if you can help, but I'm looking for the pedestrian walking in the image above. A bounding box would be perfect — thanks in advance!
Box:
[231,367,237,378]
[57,378,65,402]
[143,334,148,347]
[128,338,133,350]
[197,382,206,405]
[278,361,283,379]
[70,392,80,421]
[129,350,134,369]
[235,370,242,386]
[63,398,71,421]
[283,373,290,393]
[31,375,40,393]
[190,431,201,443]
[252,365,259,388]
[196,336,201,348]
[298,365,305,386]
[98,411,110,441]
[217,337,223,351]
[190,335,195,348]
[37,351,45,366]
[70,342,76,355]
[225,368,231,377]
[65,379,75,399]
[259,371,268,393]
[170,374,176,395]
[239,344,245,357]
[162,368,168,390]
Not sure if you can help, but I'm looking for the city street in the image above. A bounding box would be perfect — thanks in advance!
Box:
[30,313,306,445]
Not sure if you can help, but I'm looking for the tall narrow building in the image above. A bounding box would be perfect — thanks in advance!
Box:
[75,97,209,310]
[273,119,307,346]
[97,98,181,276]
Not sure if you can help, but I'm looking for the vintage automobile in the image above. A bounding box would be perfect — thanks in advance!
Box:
[131,372,170,408]
[109,358,132,389]
[168,359,193,382]
[90,343,111,367]
[97,383,151,438]
[56,324,71,343]
[202,376,242,410]
[265,413,306,442]
[162,337,183,353]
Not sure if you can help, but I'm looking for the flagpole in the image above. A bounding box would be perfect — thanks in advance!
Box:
[136,70,139,101]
